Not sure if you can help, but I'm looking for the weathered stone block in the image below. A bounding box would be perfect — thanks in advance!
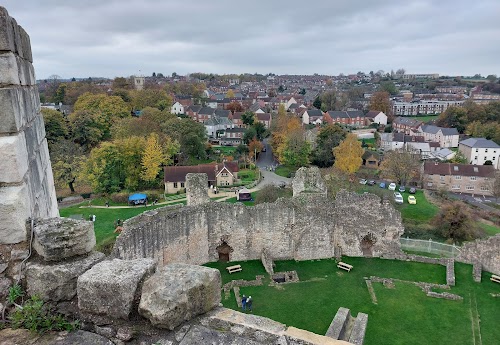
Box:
[0,52,20,85]
[292,166,327,197]
[0,10,15,53]
[0,87,24,133]
[33,217,96,261]
[139,263,221,330]
[19,26,33,63]
[16,56,35,85]
[77,258,156,319]
[186,173,210,206]
[0,184,30,244]
[26,251,104,302]
[0,134,29,183]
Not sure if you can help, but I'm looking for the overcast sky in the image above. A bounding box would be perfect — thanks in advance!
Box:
[2,0,499,79]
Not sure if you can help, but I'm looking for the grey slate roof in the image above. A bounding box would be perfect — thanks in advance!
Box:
[421,124,458,136]
[459,138,500,148]
[199,107,216,115]
[306,109,323,117]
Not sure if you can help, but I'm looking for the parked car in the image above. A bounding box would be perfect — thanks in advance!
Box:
[408,195,417,204]
[409,187,417,194]
[359,179,367,185]
[399,185,406,193]
[388,183,396,191]
[379,182,386,188]
[394,193,404,204]
[368,180,376,186]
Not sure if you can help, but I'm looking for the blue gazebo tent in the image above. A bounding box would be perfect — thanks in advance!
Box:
[128,193,148,205]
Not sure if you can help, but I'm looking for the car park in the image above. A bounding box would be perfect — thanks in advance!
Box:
[399,185,406,193]
[408,195,417,204]
[359,179,367,185]
[409,187,416,194]
[388,183,396,191]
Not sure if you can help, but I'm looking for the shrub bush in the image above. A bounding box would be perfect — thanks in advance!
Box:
[9,295,79,333]
[110,193,129,204]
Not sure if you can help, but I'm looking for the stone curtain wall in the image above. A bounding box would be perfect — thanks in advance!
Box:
[0,7,59,245]
[456,234,500,275]
[114,190,405,265]
[334,191,404,257]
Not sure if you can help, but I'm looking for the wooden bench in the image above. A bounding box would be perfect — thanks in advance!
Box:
[226,265,242,274]
[337,262,353,272]
[491,274,500,284]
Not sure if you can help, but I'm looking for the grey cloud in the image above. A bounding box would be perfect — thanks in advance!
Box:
[2,0,499,78]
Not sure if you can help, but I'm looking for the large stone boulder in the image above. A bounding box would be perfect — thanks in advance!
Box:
[33,217,95,261]
[139,263,221,330]
[77,258,156,319]
[26,251,104,302]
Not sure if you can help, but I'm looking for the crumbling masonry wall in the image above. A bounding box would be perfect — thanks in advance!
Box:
[113,190,405,265]
[0,7,59,247]
[456,234,500,275]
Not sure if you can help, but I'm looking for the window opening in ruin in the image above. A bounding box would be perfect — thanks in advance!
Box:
[361,234,376,257]
[216,240,233,262]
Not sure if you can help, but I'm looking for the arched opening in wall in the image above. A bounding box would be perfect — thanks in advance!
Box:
[216,241,233,262]
[361,233,376,257]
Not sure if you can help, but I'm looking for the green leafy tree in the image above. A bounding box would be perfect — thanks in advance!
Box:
[41,108,68,146]
[241,111,255,126]
[380,81,398,95]
[68,110,105,152]
[50,140,85,193]
[243,127,257,144]
[313,96,322,109]
[252,122,267,141]
[320,90,347,112]
[312,124,347,167]
[281,130,311,167]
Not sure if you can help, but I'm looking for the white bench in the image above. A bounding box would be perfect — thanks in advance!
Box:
[337,262,353,272]
[491,274,500,284]
[226,265,242,274]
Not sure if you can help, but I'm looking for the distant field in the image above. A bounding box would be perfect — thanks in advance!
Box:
[405,115,439,123]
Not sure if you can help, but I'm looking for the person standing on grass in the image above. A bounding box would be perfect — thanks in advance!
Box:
[246,296,253,312]
[241,295,247,311]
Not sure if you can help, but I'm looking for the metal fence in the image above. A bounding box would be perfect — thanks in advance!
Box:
[400,238,462,258]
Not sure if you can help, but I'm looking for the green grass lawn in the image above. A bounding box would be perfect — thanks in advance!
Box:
[59,202,184,251]
[275,165,297,178]
[396,190,439,223]
[238,169,258,183]
[479,222,500,236]
[213,146,237,156]
[206,258,500,345]
[358,188,439,224]
[405,115,439,123]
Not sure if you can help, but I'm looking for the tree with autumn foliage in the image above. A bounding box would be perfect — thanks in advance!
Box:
[226,89,235,98]
[432,202,483,242]
[369,91,393,121]
[333,134,364,175]
[379,149,420,185]
[248,138,264,160]
[141,133,165,183]
[226,101,243,114]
